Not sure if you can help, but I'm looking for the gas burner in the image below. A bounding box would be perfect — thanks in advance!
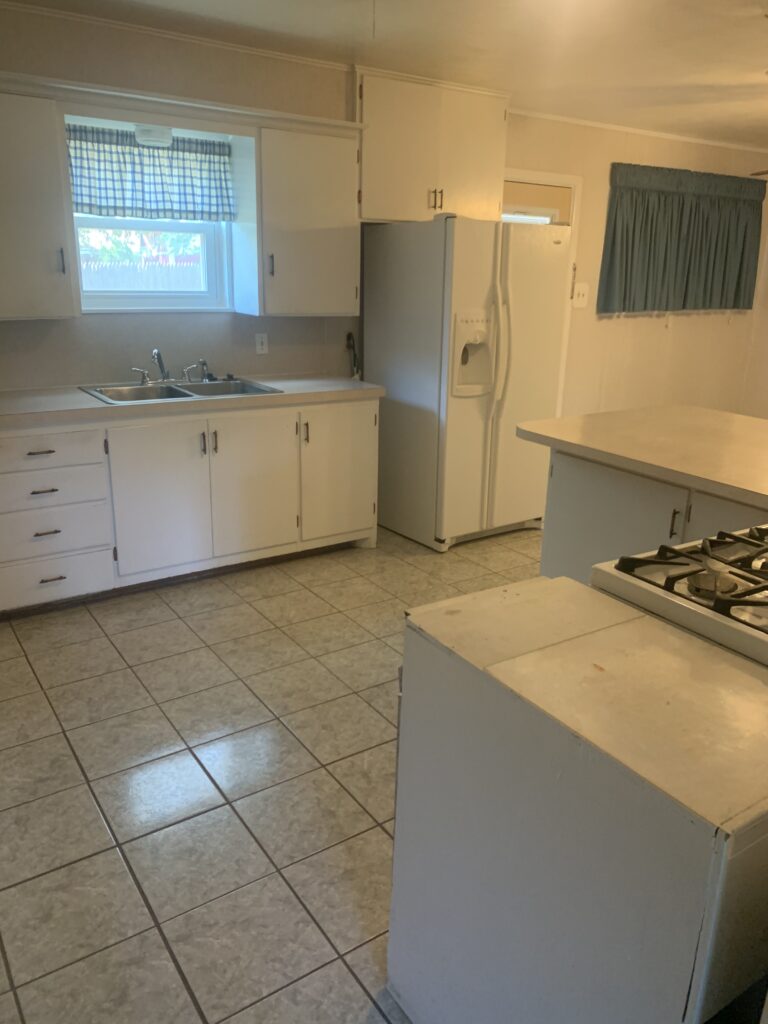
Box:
[686,570,739,600]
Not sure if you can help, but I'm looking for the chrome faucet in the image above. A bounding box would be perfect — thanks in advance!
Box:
[183,358,210,383]
[152,348,169,381]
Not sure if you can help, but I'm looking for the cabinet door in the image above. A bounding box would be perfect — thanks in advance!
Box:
[0,94,79,319]
[260,128,360,315]
[210,409,300,557]
[300,401,378,541]
[436,89,507,220]
[684,491,768,542]
[541,452,690,583]
[359,74,441,221]
[108,420,212,575]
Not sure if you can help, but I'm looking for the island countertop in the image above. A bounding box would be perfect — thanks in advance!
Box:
[517,404,768,509]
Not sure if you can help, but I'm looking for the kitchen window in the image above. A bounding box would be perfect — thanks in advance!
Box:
[66,120,235,312]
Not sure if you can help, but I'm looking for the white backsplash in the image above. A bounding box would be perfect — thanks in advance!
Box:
[0,313,359,391]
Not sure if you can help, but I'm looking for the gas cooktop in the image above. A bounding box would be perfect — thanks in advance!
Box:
[591,526,768,666]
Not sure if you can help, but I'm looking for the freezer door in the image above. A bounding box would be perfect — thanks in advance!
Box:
[435,218,500,543]
[487,222,571,529]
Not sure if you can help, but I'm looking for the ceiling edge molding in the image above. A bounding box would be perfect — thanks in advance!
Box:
[354,63,509,99]
[0,0,351,72]
[0,70,362,135]
[504,104,768,157]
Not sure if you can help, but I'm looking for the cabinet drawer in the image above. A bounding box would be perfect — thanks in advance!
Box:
[0,430,104,473]
[0,463,108,513]
[0,549,114,612]
[0,502,112,562]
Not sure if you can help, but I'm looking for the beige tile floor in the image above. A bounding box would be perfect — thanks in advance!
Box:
[0,526,541,1024]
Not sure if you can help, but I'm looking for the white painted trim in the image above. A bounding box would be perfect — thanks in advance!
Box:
[0,0,350,72]
[505,104,768,157]
[504,167,582,418]
[0,71,362,137]
[355,64,508,100]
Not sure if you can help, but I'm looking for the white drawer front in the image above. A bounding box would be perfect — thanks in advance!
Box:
[0,502,112,562]
[0,549,114,612]
[0,464,108,514]
[0,430,104,474]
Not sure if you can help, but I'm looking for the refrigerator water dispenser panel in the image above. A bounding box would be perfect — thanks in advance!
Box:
[452,311,493,396]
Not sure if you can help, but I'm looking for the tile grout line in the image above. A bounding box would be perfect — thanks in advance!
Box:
[0,554,461,1017]
[4,639,211,1024]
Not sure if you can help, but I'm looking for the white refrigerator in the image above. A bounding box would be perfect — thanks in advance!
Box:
[363,214,571,551]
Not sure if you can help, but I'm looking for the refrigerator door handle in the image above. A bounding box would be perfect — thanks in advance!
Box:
[492,223,512,411]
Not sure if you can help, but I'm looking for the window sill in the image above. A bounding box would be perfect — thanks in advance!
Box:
[81,306,234,315]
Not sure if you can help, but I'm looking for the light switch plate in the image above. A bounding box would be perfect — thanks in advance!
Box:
[254,332,269,354]
[572,282,590,309]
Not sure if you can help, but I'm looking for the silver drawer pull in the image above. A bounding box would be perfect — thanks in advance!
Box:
[33,529,62,537]
[39,574,66,583]
[30,487,59,495]
[26,449,56,456]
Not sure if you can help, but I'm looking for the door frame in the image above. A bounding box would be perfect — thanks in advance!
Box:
[503,167,582,417]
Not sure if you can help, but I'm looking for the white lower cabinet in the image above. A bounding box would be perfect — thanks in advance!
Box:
[300,401,378,540]
[684,490,768,541]
[109,419,213,575]
[541,452,689,583]
[210,409,300,556]
[107,399,379,580]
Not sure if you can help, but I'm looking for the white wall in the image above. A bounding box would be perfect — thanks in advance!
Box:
[506,114,768,417]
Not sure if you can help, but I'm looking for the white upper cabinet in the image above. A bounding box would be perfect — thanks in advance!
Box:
[210,409,300,557]
[299,400,379,541]
[258,128,360,316]
[0,93,80,319]
[358,72,508,222]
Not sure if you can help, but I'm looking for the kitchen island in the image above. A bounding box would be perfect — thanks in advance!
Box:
[388,576,768,1024]
[516,405,768,582]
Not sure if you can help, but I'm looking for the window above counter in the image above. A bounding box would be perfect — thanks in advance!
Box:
[0,84,361,321]
[66,120,234,312]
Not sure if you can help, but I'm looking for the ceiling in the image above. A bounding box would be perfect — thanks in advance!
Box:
[28,0,768,149]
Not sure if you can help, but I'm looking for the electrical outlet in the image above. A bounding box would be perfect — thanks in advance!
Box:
[572,282,590,309]
[254,332,269,354]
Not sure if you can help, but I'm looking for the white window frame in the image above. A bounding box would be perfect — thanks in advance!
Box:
[75,214,232,312]
[501,206,559,224]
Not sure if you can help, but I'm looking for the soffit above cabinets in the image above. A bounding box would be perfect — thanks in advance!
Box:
[26,0,768,150]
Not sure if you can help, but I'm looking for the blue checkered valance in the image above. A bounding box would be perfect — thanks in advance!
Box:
[66,125,235,221]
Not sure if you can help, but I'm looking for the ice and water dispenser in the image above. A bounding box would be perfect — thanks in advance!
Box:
[452,310,493,397]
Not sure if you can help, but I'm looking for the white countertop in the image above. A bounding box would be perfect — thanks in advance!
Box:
[517,404,768,508]
[408,577,768,832]
[0,376,384,430]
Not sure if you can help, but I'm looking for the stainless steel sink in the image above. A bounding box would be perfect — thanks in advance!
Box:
[181,380,282,396]
[81,383,196,404]
[81,377,283,405]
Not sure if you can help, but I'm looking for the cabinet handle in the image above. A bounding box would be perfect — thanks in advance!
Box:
[669,508,681,539]
[59,247,66,274]
[39,574,66,584]
[212,429,219,454]
[200,431,207,455]
[30,487,59,495]
[304,421,310,443]
[26,449,56,456]
[429,188,437,209]
[269,254,275,276]
[33,529,62,537]
[438,188,444,210]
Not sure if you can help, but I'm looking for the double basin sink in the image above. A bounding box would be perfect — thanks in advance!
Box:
[81,379,282,405]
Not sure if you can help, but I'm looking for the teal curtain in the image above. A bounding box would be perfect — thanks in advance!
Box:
[597,163,765,314]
